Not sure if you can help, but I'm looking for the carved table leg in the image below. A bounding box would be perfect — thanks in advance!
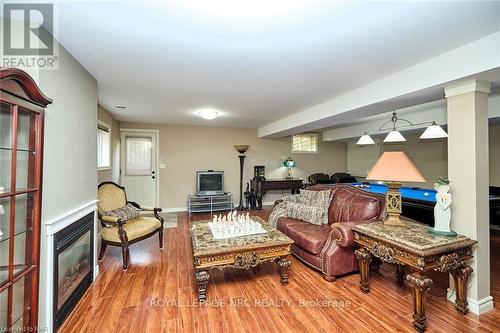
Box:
[407,272,433,332]
[278,257,291,285]
[355,248,372,293]
[396,264,406,284]
[195,270,210,302]
[451,265,473,314]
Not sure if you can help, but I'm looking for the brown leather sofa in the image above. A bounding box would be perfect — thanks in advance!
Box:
[276,184,386,281]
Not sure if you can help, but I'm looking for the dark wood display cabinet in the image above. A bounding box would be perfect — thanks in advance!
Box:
[0,68,52,331]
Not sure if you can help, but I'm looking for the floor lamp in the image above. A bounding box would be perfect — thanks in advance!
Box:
[234,145,249,210]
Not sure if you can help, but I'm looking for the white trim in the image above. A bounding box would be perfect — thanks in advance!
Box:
[163,202,276,212]
[444,79,491,98]
[163,206,187,213]
[447,289,494,315]
[120,128,160,208]
[42,201,99,333]
[45,200,98,234]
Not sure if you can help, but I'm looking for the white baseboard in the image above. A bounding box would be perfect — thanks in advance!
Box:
[163,202,275,213]
[163,206,187,213]
[447,289,494,315]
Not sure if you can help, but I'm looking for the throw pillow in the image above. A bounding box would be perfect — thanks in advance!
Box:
[286,202,329,225]
[101,203,139,226]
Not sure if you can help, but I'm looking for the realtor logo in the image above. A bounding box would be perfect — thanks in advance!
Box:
[2,3,57,69]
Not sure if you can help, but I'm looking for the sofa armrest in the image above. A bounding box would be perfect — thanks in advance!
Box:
[329,220,379,248]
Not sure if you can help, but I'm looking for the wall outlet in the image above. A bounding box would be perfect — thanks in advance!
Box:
[160,163,166,169]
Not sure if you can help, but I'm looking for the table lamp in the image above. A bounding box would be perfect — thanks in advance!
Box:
[283,156,296,179]
[366,151,425,226]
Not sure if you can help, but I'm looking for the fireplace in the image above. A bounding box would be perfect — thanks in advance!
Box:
[53,212,94,330]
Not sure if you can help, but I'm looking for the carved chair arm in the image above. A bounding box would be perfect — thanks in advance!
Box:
[99,215,125,227]
[126,201,163,227]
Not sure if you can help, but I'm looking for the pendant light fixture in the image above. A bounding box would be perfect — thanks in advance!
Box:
[356,111,448,145]
[419,122,448,139]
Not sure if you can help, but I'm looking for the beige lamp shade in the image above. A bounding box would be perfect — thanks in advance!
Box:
[366,151,425,183]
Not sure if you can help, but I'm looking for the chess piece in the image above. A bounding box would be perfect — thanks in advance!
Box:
[213,215,217,223]
[246,212,250,222]
[222,216,226,223]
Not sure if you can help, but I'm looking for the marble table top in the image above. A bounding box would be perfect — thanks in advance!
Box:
[190,216,293,257]
[353,219,477,256]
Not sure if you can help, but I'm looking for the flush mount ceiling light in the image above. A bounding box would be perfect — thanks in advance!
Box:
[356,111,448,145]
[196,108,219,120]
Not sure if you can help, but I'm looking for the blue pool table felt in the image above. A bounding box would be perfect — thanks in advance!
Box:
[351,182,497,203]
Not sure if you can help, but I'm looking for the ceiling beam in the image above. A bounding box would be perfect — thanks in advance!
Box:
[258,30,500,138]
[322,94,500,142]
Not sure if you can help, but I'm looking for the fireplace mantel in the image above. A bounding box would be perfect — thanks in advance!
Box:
[41,199,98,332]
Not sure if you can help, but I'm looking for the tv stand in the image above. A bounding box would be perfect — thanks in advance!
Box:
[188,192,234,215]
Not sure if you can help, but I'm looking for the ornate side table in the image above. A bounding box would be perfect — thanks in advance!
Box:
[353,220,476,332]
[190,216,293,301]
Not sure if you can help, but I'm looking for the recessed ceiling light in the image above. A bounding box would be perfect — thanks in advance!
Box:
[115,105,127,109]
[196,108,219,120]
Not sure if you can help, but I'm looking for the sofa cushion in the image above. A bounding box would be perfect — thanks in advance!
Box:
[329,187,381,223]
[277,218,330,254]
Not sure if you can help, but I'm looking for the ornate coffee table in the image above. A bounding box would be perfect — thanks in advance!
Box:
[353,220,477,332]
[190,216,293,301]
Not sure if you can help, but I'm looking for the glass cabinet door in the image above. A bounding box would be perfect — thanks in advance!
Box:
[0,102,42,331]
[0,103,12,193]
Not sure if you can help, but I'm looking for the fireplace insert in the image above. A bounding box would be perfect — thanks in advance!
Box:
[53,212,94,330]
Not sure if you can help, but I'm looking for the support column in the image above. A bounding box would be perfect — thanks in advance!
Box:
[445,79,493,314]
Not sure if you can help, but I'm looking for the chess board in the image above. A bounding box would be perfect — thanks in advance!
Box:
[208,219,268,240]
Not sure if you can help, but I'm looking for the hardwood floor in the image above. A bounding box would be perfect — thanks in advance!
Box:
[59,211,500,333]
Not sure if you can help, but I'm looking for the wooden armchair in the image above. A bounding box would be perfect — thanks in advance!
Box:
[97,182,164,270]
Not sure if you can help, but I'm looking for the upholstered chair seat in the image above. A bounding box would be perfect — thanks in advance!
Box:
[101,217,161,243]
[97,182,164,270]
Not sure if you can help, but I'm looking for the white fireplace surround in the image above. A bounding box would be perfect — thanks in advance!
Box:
[42,200,99,333]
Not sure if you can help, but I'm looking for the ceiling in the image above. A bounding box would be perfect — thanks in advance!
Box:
[54,1,500,128]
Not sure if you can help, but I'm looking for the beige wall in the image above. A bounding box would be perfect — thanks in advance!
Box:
[490,124,500,186]
[347,123,500,188]
[121,123,347,208]
[36,43,98,328]
[348,133,448,188]
[98,106,120,183]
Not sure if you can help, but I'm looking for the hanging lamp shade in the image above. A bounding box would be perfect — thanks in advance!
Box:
[383,130,406,143]
[357,134,375,145]
[420,123,448,139]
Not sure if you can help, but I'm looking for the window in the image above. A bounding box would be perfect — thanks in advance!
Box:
[97,121,111,169]
[292,133,318,153]
[125,136,152,176]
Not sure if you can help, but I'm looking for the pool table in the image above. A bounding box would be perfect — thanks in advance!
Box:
[350,182,500,227]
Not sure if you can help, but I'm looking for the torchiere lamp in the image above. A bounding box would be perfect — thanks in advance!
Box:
[366,151,425,226]
[283,156,296,179]
[234,145,250,210]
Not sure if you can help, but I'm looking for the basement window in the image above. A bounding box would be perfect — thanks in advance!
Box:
[97,121,111,169]
[292,133,318,153]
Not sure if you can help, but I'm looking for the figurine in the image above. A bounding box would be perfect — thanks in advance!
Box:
[430,177,456,236]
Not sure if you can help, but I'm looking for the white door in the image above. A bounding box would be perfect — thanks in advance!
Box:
[120,131,158,207]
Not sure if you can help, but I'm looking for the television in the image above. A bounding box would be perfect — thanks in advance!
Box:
[196,171,224,196]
